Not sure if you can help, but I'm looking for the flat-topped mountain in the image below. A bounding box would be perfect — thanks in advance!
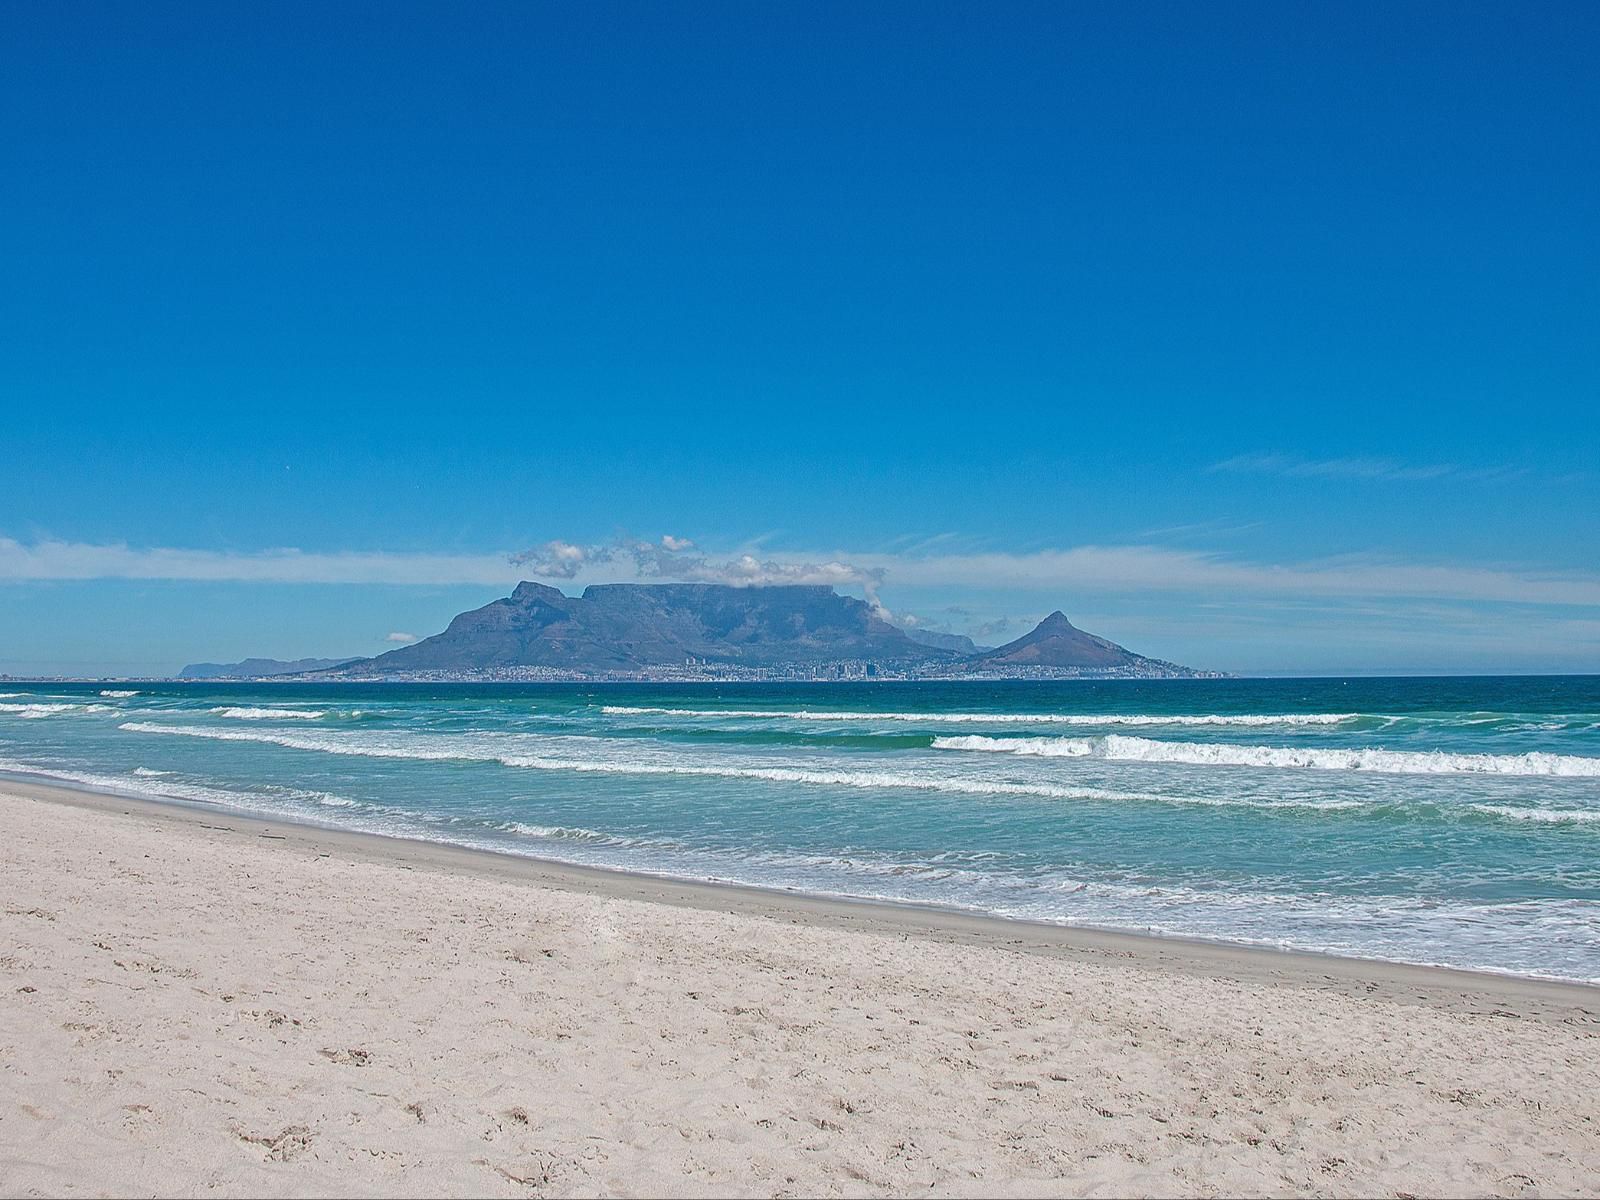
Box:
[341,582,948,674]
[310,583,1211,679]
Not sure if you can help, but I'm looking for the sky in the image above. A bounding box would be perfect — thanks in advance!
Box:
[2,1,1597,677]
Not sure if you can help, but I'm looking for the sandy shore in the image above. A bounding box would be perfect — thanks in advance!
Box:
[2,781,1597,1197]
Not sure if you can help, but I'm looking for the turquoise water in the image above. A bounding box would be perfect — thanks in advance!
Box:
[3,677,1598,981]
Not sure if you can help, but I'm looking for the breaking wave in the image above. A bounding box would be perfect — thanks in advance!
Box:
[99,689,140,698]
[0,756,359,816]
[211,706,327,720]
[0,702,114,718]
[932,734,1600,777]
[601,705,1356,727]
[498,821,616,841]
[116,721,1351,811]
[1469,804,1600,824]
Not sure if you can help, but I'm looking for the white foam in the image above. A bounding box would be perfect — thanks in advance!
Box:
[0,756,364,817]
[1470,805,1600,824]
[933,734,1600,777]
[309,792,359,807]
[601,705,1356,727]
[0,757,272,811]
[210,706,326,720]
[0,702,114,718]
[498,821,613,841]
[99,689,140,698]
[119,720,1161,801]
[114,721,1356,812]
[936,734,1094,757]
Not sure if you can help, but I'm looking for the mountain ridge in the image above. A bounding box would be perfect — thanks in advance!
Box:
[273,583,1214,680]
[338,582,944,675]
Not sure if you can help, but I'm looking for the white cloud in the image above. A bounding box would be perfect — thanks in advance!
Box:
[384,631,419,643]
[511,536,887,593]
[861,546,1600,608]
[680,552,882,589]
[0,538,518,585]
[3,534,1598,611]
[507,539,606,579]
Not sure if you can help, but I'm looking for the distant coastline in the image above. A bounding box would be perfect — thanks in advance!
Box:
[158,582,1228,682]
[315,661,1227,683]
[6,665,1231,684]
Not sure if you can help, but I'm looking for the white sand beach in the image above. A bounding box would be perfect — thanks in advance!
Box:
[2,780,1597,1198]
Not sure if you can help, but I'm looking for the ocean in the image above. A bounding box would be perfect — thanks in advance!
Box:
[3,677,1597,982]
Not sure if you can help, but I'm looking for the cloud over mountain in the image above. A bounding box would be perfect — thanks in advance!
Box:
[509,535,885,593]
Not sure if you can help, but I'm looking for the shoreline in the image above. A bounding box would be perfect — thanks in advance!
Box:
[7,775,1600,1196]
[8,774,1596,1020]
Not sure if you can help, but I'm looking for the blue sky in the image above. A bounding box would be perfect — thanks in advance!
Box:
[3,2,1597,676]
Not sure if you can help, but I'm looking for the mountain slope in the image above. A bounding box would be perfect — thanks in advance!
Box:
[343,582,950,674]
[964,612,1187,673]
[275,587,1211,679]
[903,629,986,654]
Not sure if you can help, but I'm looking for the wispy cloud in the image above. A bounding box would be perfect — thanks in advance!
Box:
[1134,519,1264,541]
[862,546,1600,608]
[880,531,986,555]
[384,631,419,643]
[1209,453,1521,483]
[0,538,519,586]
[4,535,1598,610]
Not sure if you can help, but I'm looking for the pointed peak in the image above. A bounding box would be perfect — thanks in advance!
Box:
[1036,610,1075,632]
